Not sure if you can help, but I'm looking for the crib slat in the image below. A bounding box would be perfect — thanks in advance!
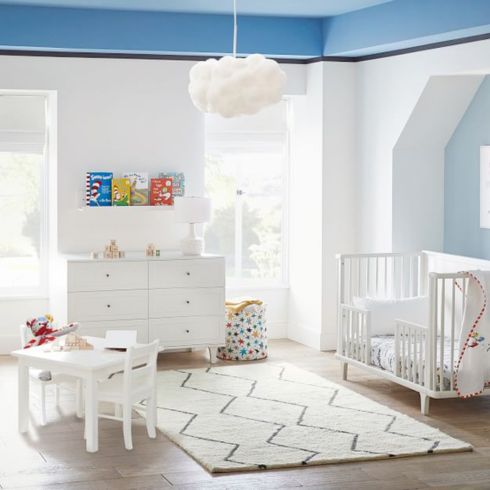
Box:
[366,259,370,298]
[412,330,418,383]
[407,328,412,381]
[357,257,361,296]
[461,277,466,321]
[391,257,396,299]
[383,257,388,298]
[344,310,348,356]
[409,256,413,297]
[418,329,423,385]
[401,324,406,379]
[348,259,352,305]
[450,279,456,391]
[432,278,438,390]
[347,310,352,358]
[440,279,445,392]
[417,255,422,296]
[400,256,404,299]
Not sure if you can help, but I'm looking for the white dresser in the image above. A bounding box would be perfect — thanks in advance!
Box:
[63,254,225,360]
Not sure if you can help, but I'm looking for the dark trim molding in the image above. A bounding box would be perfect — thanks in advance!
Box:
[352,31,490,62]
[306,31,490,63]
[1,31,490,64]
[0,49,310,64]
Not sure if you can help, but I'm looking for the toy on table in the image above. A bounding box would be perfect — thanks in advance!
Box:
[62,333,94,351]
[24,314,79,349]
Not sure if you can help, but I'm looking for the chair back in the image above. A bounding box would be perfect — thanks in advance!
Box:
[19,324,30,348]
[123,340,160,393]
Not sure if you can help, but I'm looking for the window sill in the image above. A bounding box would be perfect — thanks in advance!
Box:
[226,282,289,291]
[0,294,49,302]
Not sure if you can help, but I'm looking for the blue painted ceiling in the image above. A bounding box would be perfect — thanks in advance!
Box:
[1,0,490,59]
[0,0,394,17]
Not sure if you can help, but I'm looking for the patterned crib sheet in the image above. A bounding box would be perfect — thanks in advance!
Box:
[370,335,460,389]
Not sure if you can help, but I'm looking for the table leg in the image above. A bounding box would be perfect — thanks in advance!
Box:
[76,379,84,418]
[85,374,98,453]
[18,361,29,433]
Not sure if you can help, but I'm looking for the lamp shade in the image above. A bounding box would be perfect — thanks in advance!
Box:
[174,197,211,224]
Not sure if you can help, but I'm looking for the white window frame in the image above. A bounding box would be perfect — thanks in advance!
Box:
[0,91,51,298]
[205,103,290,289]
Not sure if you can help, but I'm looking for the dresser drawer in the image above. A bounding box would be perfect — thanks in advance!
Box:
[78,320,149,343]
[149,258,224,289]
[68,261,148,292]
[68,290,148,322]
[149,316,223,347]
[149,288,224,318]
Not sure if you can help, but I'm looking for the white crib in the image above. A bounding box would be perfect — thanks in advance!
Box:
[336,250,490,415]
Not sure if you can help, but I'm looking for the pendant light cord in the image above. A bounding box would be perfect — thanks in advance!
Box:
[233,0,237,57]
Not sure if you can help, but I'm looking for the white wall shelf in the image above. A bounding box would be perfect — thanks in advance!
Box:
[78,206,174,211]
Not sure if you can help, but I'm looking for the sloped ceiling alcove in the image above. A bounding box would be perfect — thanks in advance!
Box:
[392,75,484,252]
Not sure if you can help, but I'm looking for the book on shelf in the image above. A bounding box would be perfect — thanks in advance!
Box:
[123,172,149,206]
[150,177,173,206]
[112,178,131,206]
[85,172,113,207]
[159,172,185,197]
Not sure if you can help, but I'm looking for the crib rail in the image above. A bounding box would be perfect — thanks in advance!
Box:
[337,252,425,307]
[338,305,370,364]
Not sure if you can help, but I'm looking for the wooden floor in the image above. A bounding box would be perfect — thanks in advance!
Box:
[1,340,490,489]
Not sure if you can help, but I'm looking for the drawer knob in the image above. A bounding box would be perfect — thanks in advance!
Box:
[106,273,110,278]
[185,329,190,333]
[186,300,190,304]
[107,304,111,308]
[186,272,190,276]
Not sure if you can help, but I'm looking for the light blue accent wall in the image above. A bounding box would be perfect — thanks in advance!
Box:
[444,76,490,259]
[0,4,323,58]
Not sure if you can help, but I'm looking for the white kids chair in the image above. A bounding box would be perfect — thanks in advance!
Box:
[19,325,83,425]
[95,339,159,450]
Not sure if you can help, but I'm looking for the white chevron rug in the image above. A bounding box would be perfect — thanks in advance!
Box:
[146,363,471,473]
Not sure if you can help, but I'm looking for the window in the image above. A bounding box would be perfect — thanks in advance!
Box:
[204,101,289,286]
[0,94,49,296]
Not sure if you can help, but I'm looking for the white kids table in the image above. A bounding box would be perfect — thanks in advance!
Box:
[12,336,136,453]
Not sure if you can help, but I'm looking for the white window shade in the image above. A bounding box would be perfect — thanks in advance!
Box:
[0,95,46,152]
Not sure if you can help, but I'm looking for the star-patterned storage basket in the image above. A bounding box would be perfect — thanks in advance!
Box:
[217,303,268,361]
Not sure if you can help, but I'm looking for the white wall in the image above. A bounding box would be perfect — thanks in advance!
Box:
[321,61,357,349]
[288,63,325,349]
[0,55,305,352]
[357,39,490,253]
[287,61,358,351]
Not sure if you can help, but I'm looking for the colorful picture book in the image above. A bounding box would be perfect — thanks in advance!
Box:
[159,172,185,197]
[150,177,173,206]
[112,178,131,206]
[86,172,113,207]
[123,172,149,206]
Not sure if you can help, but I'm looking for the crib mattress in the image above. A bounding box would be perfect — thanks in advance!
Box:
[370,335,459,388]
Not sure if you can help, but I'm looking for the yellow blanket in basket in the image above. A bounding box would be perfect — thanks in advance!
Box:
[225,298,263,314]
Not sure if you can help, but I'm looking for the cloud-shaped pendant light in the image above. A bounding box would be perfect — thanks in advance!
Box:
[188,0,287,118]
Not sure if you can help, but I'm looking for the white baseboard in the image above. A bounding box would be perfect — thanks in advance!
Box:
[0,335,21,355]
[287,324,321,349]
[320,331,337,351]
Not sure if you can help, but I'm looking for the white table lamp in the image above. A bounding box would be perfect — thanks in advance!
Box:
[174,197,212,255]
